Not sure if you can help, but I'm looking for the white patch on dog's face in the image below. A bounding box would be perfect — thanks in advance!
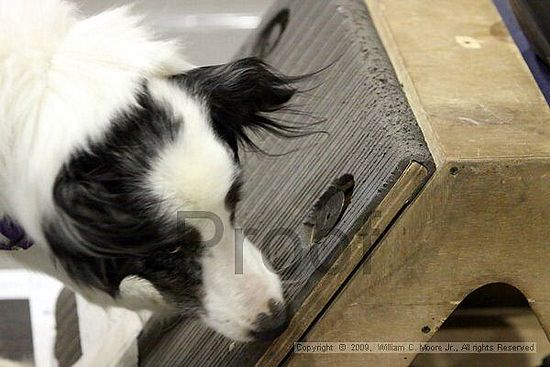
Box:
[200,236,285,341]
[147,78,238,211]
[147,79,287,341]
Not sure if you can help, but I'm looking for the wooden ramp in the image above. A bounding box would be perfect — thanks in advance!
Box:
[286,0,550,366]
[138,0,434,366]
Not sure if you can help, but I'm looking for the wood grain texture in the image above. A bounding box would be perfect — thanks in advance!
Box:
[366,0,550,165]
[288,160,550,366]
[138,0,434,366]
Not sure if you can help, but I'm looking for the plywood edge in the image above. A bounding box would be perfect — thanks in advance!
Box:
[255,161,429,367]
[364,0,446,166]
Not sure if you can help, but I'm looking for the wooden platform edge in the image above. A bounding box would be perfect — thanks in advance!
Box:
[255,161,429,367]
[287,158,550,367]
[364,0,446,166]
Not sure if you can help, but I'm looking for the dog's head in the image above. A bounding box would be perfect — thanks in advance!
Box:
[44,57,298,342]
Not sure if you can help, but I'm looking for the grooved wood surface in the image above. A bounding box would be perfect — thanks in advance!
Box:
[138,0,434,366]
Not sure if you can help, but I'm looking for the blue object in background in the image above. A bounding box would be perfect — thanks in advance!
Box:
[493,0,550,103]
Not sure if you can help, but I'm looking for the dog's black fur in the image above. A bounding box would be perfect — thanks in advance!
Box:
[44,57,300,304]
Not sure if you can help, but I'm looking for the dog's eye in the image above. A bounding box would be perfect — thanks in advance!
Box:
[169,246,182,254]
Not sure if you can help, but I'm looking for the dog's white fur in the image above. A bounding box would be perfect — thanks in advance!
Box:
[0,0,284,343]
[146,77,283,340]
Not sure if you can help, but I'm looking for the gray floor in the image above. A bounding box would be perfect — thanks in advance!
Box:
[76,0,275,65]
[0,300,33,362]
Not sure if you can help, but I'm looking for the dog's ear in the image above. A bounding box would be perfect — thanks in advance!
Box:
[45,161,175,258]
[173,57,302,156]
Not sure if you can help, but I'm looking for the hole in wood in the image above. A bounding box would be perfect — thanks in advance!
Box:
[253,9,290,59]
[302,174,355,245]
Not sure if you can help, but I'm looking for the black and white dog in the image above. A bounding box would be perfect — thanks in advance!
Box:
[0,0,298,342]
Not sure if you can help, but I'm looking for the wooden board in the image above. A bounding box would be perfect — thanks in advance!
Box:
[288,159,550,366]
[367,0,550,165]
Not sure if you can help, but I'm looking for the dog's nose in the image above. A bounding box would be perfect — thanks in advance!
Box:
[249,299,290,341]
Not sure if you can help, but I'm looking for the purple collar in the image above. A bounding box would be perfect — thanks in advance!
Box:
[0,218,34,251]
